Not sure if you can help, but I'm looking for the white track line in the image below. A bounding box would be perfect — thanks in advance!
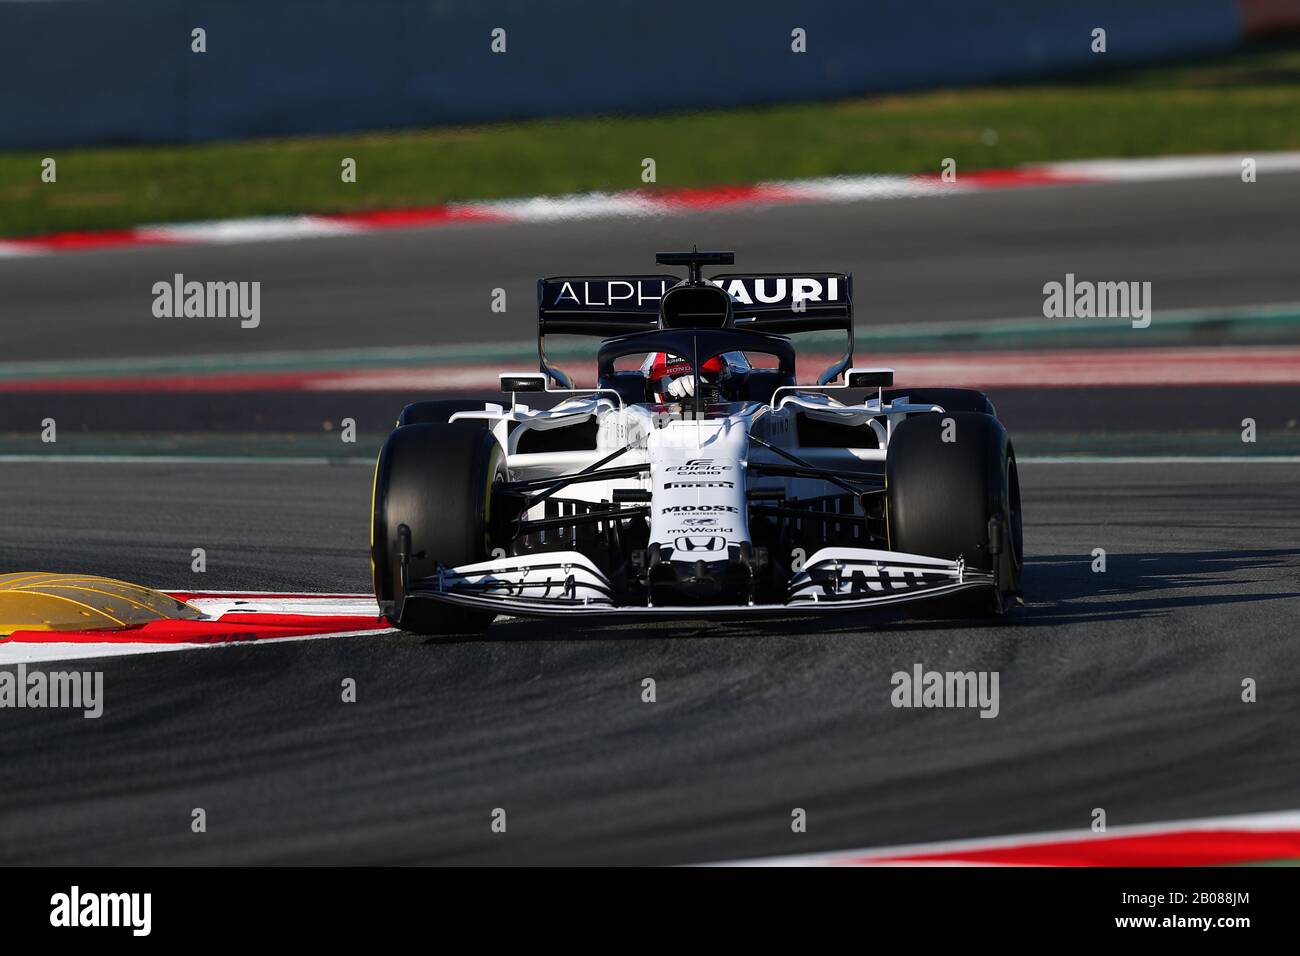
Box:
[717,807,1300,866]
[1033,151,1300,181]
[0,627,396,665]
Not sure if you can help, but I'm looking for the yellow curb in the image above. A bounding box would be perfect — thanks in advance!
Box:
[0,573,203,637]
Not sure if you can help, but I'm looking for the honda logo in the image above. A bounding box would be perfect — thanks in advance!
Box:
[673,535,726,552]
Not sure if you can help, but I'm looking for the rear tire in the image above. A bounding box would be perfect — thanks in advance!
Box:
[396,399,488,428]
[882,387,996,417]
[885,411,1022,617]
[371,423,505,634]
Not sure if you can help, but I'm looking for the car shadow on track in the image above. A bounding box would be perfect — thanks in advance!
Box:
[1006,546,1300,628]
[418,547,1300,643]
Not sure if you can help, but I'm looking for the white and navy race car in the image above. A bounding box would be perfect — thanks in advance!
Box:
[371,249,1022,633]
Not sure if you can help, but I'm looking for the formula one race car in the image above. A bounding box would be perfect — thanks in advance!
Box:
[371,249,1022,633]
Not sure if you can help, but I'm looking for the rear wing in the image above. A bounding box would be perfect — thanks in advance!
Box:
[536,271,853,386]
[712,273,852,335]
[537,275,676,337]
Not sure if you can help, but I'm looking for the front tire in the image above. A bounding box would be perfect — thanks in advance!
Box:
[885,411,1023,617]
[371,423,505,634]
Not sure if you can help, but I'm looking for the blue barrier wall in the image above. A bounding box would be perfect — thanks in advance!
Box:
[0,0,1244,150]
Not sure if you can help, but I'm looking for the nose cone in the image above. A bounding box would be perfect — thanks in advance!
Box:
[648,548,750,606]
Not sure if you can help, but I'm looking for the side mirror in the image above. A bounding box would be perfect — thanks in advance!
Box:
[846,367,894,388]
[499,372,547,393]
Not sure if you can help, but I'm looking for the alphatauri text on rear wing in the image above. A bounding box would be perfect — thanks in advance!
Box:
[537,264,852,386]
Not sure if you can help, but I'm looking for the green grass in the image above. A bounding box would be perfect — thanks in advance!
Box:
[3,45,1300,238]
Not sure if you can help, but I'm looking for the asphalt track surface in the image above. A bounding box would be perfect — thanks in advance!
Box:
[1,176,1299,864]
[1,459,1298,865]
[3,173,1300,362]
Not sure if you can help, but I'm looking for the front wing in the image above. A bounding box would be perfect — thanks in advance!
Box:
[405,547,995,619]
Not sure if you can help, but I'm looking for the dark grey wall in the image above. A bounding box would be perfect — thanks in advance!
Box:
[1,0,1244,150]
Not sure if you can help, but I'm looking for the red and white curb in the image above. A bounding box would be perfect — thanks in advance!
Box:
[0,591,394,664]
[5,152,1300,257]
[3,344,1297,393]
[721,808,1300,867]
